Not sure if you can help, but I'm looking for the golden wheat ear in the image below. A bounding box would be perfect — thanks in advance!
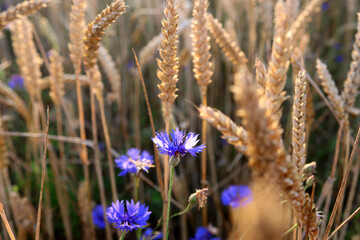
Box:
[316,59,345,119]
[0,0,51,31]
[206,13,248,68]
[191,0,213,96]
[233,66,320,239]
[156,0,180,122]
[83,0,127,71]
[342,13,360,110]
[198,105,247,153]
[292,65,307,177]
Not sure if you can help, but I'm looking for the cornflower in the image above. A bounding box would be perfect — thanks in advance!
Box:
[8,74,24,90]
[115,148,154,176]
[92,204,106,229]
[221,185,252,208]
[190,227,220,240]
[140,228,163,240]
[106,199,151,232]
[152,127,205,158]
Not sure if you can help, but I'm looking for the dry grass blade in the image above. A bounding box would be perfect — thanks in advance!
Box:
[198,105,247,153]
[316,59,345,119]
[233,67,320,239]
[132,48,165,200]
[83,0,127,70]
[35,107,50,240]
[207,13,248,67]
[341,13,360,110]
[323,125,360,240]
[292,66,307,176]
[0,0,51,31]
[328,206,360,240]
[0,202,16,240]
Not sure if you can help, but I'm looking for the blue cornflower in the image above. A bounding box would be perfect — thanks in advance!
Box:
[190,227,220,240]
[321,2,329,11]
[8,74,24,90]
[115,148,154,176]
[221,185,252,208]
[106,199,151,232]
[334,55,344,63]
[141,228,163,240]
[92,204,106,229]
[152,128,206,157]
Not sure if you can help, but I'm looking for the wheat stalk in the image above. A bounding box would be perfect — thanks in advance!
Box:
[0,0,51,31]
[83,0,127,70]
[342,13,360,110]
[207,13,248,67]
[198,105,247,153]
[316,59,345,119]
[292,66,307,177]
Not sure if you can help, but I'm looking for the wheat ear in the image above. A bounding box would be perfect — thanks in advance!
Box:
[191,0,213,96]
[207,13,248,67]
[316,59,345,119]
[10,18,42,98]
[233,67,320,239]
[342,13,360,110]
[265,0,292,104]
[255,58,267,93]
[83,0,127,70]
[0,0,51,31]
[290,0,324,43]
[292,66,307,177]
[157,0,180,122]
[198,105,247,153]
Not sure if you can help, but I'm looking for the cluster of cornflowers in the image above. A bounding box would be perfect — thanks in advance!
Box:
[91,127,252,240]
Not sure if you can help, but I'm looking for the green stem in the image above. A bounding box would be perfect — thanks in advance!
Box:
[119,231,127,240]
[165,164,175,239]
[155,202,193,231]
[134,175,141,239]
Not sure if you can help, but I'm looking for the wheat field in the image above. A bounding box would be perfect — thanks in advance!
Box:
[0,0,359,239]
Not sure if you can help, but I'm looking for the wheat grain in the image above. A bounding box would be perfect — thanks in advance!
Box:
[0,0,51,31]
[198,105,247,153]
[83,0,127,70]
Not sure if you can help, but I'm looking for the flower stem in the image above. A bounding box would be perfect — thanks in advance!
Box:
[165,164,175,239]
[119,231,127,240]
[155,202,193,231]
